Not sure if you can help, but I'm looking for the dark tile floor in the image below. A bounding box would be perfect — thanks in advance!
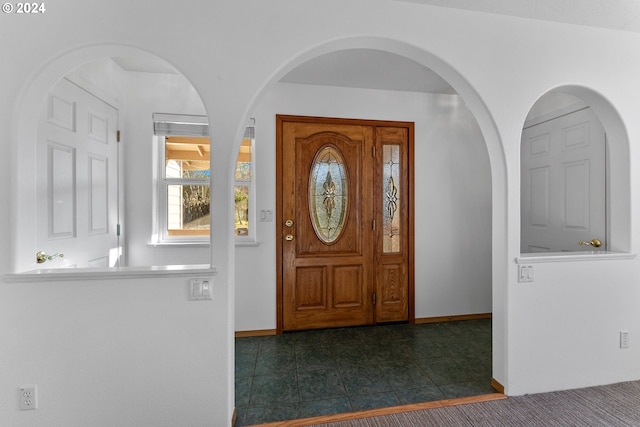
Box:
[235,319,494,426]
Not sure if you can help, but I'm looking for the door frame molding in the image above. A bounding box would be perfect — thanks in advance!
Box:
[275,115,415,333]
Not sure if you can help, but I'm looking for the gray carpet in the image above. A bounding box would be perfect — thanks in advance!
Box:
[310,380,640,426]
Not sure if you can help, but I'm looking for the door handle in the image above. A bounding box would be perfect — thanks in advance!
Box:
[578,238,602,248]
[36,251,64,263]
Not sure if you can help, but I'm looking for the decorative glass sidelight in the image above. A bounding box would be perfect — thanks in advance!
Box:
[383,145,401,253]
[309,145,349,243]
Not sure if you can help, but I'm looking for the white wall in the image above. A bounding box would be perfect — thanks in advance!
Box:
[2,1,640,426]
[1,273,221,427]
[509,258,640,393]
[235,82,491,331]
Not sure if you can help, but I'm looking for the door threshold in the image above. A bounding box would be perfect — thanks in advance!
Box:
[248,393,506,427]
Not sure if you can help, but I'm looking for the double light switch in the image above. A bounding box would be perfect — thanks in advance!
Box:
[190,278,213,300]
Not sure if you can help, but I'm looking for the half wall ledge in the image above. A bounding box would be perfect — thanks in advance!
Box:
[515,252,636,264]
[3,264,216,283]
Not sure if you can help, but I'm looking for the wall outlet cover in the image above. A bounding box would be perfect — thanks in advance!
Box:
[19,385,37,410]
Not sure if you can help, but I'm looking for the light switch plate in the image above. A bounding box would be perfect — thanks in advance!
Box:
[259,209,273,222]
[190,278,213,301]
[518,265,534,282]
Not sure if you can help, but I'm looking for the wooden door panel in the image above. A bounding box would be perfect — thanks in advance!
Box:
[377,263,408,322]
[333,265,363,308]
[380,264,403,304]
[294,131,364,256]
[286,265,369,329]
[294,266,327,310]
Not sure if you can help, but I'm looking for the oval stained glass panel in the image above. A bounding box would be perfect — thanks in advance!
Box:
[309,145,349,243]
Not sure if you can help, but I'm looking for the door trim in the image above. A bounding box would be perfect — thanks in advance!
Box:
[276,115,415,333]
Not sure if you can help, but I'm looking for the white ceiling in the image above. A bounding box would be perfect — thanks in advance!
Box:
[113,1,640,94]
[399,0,640,33]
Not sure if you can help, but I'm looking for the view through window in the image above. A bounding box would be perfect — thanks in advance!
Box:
[161,135,254,241]
[153,113,255,243]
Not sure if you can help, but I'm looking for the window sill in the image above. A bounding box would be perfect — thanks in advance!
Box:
[516,251,636,264]
[148,241,210,247]
[147,240,261,247]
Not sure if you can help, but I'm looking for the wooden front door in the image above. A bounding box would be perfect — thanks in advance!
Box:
[277,115,414,332]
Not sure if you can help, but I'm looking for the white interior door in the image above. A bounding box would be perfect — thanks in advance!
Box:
[36,78,120,268]
[521,107,606,252]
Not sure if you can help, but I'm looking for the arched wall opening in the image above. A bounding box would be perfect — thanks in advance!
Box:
[237,36,509,391]
[520,86,631,255]
[10,45,213,273]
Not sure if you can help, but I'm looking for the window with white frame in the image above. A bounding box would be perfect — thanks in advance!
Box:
[153,113,255,243]
[234,132,254,239]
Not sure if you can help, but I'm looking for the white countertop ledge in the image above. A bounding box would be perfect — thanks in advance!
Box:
[3,264,216,283]
[516,251,636,264]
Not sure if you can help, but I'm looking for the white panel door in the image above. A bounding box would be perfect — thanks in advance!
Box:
[521,108,605,252]
[37,78,120,268]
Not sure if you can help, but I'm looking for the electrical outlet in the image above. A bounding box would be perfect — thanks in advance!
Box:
[620,330,630,349]
[19,385,37,410]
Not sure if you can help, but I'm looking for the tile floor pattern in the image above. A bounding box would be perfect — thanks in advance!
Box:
[235,319,493,426]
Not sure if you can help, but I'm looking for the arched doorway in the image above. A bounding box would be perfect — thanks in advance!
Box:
[234,38,507,425]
